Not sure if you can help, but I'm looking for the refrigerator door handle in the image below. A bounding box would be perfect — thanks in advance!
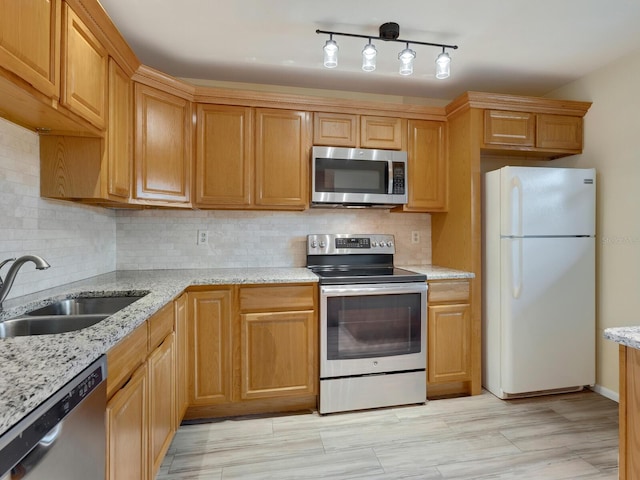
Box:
[511,238,523,299]
[509,176,523,237]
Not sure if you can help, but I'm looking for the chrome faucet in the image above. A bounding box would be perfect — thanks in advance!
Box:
[0,255,51,308]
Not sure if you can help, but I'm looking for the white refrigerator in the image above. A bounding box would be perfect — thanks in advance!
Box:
[483,166,596,399]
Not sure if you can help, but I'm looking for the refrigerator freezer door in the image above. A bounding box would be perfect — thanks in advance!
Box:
[499,167,596,237]
[500,236,595,395]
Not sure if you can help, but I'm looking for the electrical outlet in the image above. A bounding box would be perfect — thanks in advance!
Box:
[411,231,420,244]
[197,230,209,245]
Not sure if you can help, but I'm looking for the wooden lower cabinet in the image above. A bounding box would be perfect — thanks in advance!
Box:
[187,289,234,406]
[106,363,147,480]
[106,305,179,480]
[175,294,189,425]
[185,284,317,419]
[148,332,176,477]
[240,310,316,399]
[619,345,640,480]
[426,279,472,398]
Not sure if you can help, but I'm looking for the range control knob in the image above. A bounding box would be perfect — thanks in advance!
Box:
[371,241,378,247]
[387,241,394,247]
[319,241,326,248]
[310,241,318,248]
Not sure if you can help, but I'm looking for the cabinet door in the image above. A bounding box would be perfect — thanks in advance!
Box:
[360,115,405,150]
[313,112,358,147]
[254,108,310,209]
[188,290,233,405]
[61,3,107,128]
[240,310,316,400]
[135,83,191,202]
[428,303,471,384]
[484,110,535,146]
[195,104,253,207]
[404,119,447,212]
[536,114,582,151]
[621,345,640,480]
[148,332,176,479]
[0,0,61,98]
[174,294,188,425]
[106,58,132,199]
[106,363,147,480]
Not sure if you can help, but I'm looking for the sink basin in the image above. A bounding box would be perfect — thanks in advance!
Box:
[0,314,109,338]
[27,295,144,316]
[0,294,147,338]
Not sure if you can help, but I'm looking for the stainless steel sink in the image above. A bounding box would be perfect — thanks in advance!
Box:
[0,294,146,338]
[0,314,109,338]
[27,295,144,316]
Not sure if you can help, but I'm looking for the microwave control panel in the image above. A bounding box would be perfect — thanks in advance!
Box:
[392,162,405,194]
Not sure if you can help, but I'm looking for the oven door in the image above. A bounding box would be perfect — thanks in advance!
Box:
[320,282,427,378]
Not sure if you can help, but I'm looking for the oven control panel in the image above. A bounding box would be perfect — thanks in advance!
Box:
[307,234,395,255]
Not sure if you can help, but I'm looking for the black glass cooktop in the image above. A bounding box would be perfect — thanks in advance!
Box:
[310,266,426,284]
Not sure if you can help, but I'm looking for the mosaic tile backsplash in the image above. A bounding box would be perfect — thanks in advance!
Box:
[0,118,116,300]
[0,116,432,297]
[116,209,432,270]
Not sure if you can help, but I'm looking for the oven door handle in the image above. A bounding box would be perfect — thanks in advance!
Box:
[321,283,427,296]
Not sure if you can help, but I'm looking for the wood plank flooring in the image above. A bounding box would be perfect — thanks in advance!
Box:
[157,390,619,479]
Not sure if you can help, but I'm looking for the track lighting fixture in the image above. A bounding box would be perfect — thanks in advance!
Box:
[316,22,458,79]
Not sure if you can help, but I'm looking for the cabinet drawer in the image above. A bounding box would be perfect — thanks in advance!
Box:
[107,322,148,399]
[239,285,315,312]
[428,281,470,303]
[148,302,174,351]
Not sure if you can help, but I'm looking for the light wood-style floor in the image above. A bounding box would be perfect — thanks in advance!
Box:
[157,390,619,479]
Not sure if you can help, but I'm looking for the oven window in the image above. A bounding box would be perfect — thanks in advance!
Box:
[315,158,387,194]
[326,293,422,359]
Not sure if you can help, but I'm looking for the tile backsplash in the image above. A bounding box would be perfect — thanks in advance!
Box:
[0,118,116,301]
[0,116,432,299]
[116,209,431,270]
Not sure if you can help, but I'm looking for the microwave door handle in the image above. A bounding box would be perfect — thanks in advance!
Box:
[388,161,393,194]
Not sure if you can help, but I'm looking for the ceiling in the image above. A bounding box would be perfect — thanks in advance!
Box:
[97,0,640,101]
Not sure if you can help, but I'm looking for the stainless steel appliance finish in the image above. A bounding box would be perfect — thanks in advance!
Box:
[307,234,427,414]
[311,146,408,208]
[0,356,107,479]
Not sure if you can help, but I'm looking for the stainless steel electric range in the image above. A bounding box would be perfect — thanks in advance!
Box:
[307,234,427,414]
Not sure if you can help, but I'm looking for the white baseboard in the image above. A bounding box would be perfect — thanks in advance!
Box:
[589,384,619,403]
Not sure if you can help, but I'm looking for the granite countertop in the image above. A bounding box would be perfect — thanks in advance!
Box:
[403,265,475,280]
[604,326,640,350]
[0,264,472,437]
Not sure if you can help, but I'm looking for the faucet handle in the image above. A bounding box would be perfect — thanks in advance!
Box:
[0,258,15,270]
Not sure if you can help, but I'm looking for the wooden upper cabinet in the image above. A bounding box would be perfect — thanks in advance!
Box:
[360,116,406,150]
[536,114,583,151]
[195,104,253,207]
[254,108,310,209]
[135,83,192,203]
[107,58,132,199]
[483,109,583,154]
[0,0,61,98]
[313,112,358,147]
[61,3,107,128]
[401,119,447,212]
[484,110,535,146]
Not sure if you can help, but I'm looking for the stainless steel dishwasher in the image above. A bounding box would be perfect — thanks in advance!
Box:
[0,356,106,479]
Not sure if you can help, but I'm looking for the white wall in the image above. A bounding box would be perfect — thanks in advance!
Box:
[0,117,116,302]
[116,209,432,269]
[547,47,640,395]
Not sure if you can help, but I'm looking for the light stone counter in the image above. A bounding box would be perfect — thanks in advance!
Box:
[0,268,317,437]
[0,264,472,437]
[604,326,640,350]
[403,265,475,280]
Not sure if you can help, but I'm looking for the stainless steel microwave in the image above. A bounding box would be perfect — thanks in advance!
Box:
[311,146,408,207]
